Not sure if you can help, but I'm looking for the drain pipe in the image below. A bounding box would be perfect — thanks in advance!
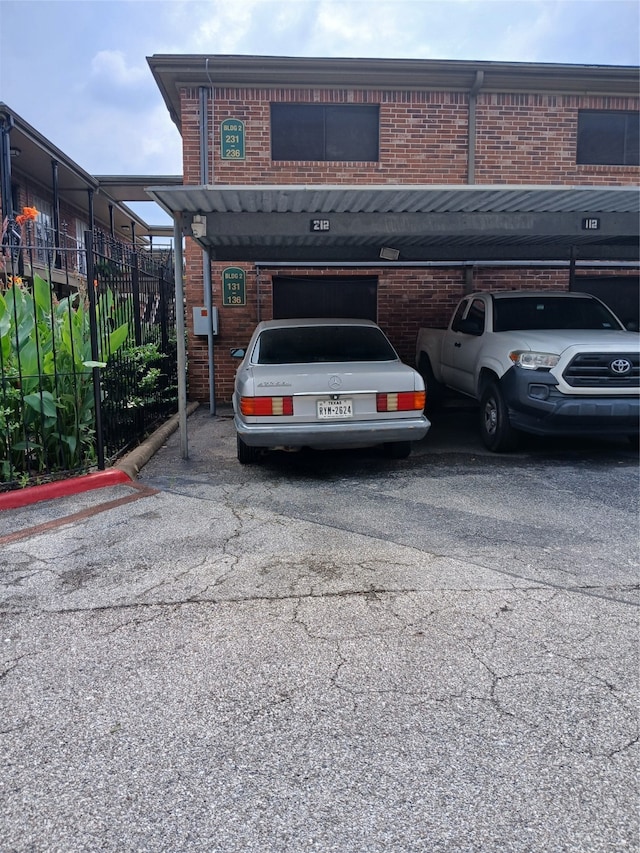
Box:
[466,70,484,293]
[200,80,216,415]
[0,111,14,229]
[467,70,484,185]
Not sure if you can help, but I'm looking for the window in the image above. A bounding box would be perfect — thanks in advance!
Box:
[577,111,639,166]
[450,299,470,332]
[466,299,486,334]
[253,325,397,364]
[271,104,379,161]
[75,220,88,276]
[31,198,54,265]
[493,296,622,332]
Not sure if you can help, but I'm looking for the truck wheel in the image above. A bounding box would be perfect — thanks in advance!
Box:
[418,355,444,414]
[237,435,261,464]
[479,381,519,452]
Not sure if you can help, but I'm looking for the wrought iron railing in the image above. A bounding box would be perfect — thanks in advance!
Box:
[0,220,179,490]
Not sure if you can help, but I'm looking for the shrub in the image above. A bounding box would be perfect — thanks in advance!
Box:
[0,274,127,482]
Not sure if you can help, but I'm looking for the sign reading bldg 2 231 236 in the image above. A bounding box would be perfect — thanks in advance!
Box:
[221,119,245,160]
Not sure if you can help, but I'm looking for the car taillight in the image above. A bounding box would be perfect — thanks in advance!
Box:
[240,396,294,416]
[376,391,425,412]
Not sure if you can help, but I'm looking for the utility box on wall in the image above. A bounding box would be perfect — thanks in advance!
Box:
[193,306,219,336]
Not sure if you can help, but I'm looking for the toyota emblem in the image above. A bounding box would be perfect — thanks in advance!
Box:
[328,375,343,390]
[610,358,632,375]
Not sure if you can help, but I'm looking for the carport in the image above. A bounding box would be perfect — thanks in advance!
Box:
[145,182,640,454]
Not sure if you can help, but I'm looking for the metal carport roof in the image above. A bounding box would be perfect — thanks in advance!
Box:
[145,184,640,263]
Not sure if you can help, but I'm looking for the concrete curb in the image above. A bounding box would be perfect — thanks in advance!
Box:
[0,402,200,512]
[115,401,200,480]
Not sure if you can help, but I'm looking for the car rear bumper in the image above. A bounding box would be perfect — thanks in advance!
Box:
[235,414,430,448]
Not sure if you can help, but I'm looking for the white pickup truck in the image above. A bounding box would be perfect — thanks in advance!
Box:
[416,290,640,451]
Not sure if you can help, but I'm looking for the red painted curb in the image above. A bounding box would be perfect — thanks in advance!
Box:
[0,468,133,512]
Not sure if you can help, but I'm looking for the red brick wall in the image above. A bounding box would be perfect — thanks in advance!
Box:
[475,94,639,185]
[179,84,639,403]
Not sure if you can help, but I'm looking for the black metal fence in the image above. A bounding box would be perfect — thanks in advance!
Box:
[0,223,178,491]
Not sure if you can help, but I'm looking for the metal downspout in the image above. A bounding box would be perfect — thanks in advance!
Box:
[51,159,61,267]
[200,83,216,415]
[0,111,14,227]
[467,70,484,185]
[87,189,95,232]
[466,70,484,292]
[174,212,189,458]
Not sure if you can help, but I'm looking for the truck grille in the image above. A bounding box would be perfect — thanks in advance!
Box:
[563,352,640,389]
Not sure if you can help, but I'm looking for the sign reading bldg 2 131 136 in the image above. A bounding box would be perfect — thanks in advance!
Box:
[221,119,245,160]
[222,268,246,306]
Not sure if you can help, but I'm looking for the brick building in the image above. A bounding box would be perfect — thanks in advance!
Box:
[146,56,640,404]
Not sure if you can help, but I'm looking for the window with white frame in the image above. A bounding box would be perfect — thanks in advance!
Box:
[75,220,88,276]
[31,198,55,265]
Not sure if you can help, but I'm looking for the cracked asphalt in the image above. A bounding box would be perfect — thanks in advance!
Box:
[1,404,638,852]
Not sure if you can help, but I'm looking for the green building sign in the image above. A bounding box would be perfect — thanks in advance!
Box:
[220,118,245,160]
[222,267,246,306]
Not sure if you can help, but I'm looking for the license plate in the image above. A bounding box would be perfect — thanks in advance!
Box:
[317,399,353,419]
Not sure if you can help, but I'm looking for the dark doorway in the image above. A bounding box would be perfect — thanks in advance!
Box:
[572,276,639,329]
[273,276,378,320]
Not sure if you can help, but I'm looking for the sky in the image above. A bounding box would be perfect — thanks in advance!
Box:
[1,0,639,226]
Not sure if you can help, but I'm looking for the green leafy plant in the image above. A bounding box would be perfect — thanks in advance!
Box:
[0,274,128,482]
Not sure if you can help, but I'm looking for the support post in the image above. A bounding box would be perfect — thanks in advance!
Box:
[200,85,216,415]
[85,230,105,469]
[174,212,189,459]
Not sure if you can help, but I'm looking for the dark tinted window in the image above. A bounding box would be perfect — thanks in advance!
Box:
[577,111,639,166]
[254,325,397,364]
[466,299,486,333]
[450,299,470,332]
[271,104,379,161]
[493,297,623,332]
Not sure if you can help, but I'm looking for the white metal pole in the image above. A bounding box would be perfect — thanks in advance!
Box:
[173,211,188,458]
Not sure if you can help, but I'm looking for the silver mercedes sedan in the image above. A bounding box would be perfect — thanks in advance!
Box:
[232,318,430,463]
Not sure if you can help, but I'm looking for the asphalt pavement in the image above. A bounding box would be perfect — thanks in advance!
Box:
[1,403,638,852]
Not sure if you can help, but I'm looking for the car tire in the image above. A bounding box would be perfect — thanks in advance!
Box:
[479,380,519,452]
[418,355,444,414]
[384,441,412,459]
[237,435,261,464]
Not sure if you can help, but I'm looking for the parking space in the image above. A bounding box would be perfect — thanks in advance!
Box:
[1,406,638,852]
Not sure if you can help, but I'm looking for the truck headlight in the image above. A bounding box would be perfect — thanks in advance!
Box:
[509,350,560,370]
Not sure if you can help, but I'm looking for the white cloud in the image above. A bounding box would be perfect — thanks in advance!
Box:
[74,101,182,175]
[91,50,149,87]
[163,0,266,53]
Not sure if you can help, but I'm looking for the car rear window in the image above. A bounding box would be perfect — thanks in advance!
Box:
[254,325,398,364]
[493,297,623,332]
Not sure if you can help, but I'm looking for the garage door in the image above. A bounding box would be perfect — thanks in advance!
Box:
[273,276,377,320]
[572,276,639,329]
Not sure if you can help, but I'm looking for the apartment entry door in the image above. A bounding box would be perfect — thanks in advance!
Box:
[272,276,378,321]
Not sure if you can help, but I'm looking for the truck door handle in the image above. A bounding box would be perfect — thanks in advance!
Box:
[454,342,461,347]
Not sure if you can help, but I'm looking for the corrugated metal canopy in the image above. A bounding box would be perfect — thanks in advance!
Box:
[145,184,640,263]
[147,184,639,214]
